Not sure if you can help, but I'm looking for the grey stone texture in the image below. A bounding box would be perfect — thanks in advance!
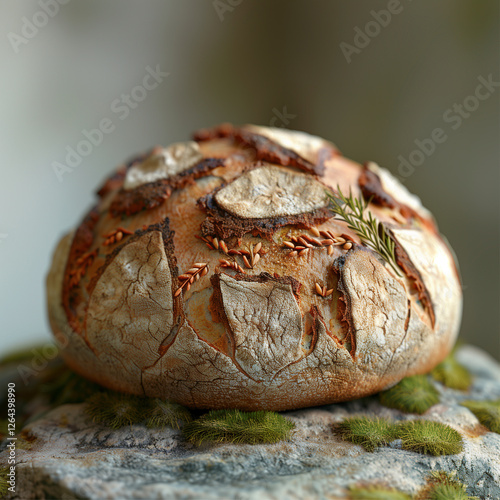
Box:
[1,345,499,500]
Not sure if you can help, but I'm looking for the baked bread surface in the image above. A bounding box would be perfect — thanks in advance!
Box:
[46,124,462,410]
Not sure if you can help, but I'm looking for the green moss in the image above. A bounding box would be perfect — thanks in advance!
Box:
[380,375,440,414]
[182,409,295,445]
[337,416,396,452]
[145,399,192,429]
[42,367,104,406]
[2,346,194,434]
[427,484,472,500]
[417,471,478,500]
[460,400,500,433]
[85,392,193,430]
[348,485,412,499]
[85,392,146,429]
[0,467,8,499]
[431,355,472,391]
[395,421,463,456]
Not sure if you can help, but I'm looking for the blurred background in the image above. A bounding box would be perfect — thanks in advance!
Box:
[0,1,498,359]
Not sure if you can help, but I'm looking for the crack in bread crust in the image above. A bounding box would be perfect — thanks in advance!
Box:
[198,185,332,240]
[109,158,225,217]
[391,233,436,328]
[193,123,336,176]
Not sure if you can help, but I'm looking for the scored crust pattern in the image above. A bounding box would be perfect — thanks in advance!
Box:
[46,124,462,410]
[214,165,328,219]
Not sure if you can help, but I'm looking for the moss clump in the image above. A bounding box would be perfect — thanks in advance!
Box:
[425,483,471,500]
[460,400,500,434]
[182,409,295,445]
[396,420,463,456]
[431,354,472,391]
[380,375,440,414]
[337,416,396,452]
[337,417,463,457]
[85,392,145,429]
[1,347,191,434]
[42,367,104,406]
[348,485,412,499]
[85,391,193,430]
[417,471,478,500]
[145,399,192,429]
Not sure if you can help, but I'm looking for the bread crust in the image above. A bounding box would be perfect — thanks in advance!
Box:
[46,124,462,410]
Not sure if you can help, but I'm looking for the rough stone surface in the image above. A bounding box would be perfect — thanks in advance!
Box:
[2,345,499,500]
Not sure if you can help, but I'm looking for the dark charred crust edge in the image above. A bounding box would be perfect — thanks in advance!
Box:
[391,233,436,329]
[86,218,178,301]
[96,166,126,199]
[198,188,332,240]
[193,123,326,176]
[96,150,153,199]
[358,164,438,233]
[109,181,171,218]
[358,165,440,328]
[108,158,225,217]
[358,166,398,209]
[62,206,100,333]
[234,129,325,176]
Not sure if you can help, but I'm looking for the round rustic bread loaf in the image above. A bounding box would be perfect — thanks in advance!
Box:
[46,123,462,411]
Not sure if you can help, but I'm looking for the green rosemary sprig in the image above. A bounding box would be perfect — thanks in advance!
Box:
[326,187,402,276]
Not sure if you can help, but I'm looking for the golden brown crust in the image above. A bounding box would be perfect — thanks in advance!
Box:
[61,206,100,334]
[47,123,462,410]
